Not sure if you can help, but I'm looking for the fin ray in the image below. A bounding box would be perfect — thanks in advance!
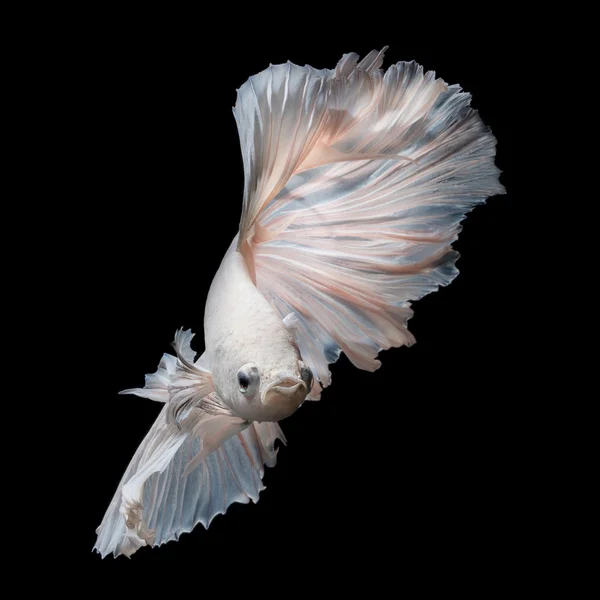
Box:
[234,51,505,391]
[94,399,285,558]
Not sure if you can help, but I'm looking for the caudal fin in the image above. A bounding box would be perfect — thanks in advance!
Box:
[233,50,505,394]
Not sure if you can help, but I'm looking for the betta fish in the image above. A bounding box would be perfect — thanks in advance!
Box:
[94,48,505,557]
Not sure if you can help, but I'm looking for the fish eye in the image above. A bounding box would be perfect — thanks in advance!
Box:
[238,372,250,390]
[237,363,260,396]
[300,363,313,390]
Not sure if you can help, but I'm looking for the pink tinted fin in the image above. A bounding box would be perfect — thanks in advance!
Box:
[234,50,505,393]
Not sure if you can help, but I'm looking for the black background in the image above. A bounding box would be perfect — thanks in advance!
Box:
[68,21,516,569]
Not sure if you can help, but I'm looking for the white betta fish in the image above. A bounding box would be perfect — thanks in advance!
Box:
[94,48,505,558]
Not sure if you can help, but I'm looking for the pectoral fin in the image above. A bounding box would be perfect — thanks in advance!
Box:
[119,328,215,425]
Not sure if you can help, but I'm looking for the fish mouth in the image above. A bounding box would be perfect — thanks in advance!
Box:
[261,376,307,408]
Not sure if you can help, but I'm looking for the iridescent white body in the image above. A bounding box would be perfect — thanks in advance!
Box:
[204,235,307,422]
[94,48,505,558]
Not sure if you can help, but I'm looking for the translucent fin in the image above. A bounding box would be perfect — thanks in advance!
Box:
[234,51,505,392]
[93,399,286,558]
[119,328,214,425]
[234,60,331,243]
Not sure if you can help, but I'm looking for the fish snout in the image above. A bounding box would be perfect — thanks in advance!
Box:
[273,377,304,394]
[261,374,308,418]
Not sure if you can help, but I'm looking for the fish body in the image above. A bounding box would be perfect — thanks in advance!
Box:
[204,234,307,423]
[94,48,505,558]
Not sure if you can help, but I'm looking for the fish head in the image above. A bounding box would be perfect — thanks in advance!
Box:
[229,359,313,422]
